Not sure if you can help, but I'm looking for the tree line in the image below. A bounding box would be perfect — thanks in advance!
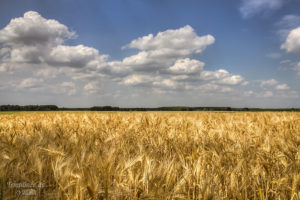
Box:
[0,105,59,111]
[0,105,299,112]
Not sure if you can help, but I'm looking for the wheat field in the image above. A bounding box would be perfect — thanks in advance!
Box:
[0,112,299,200]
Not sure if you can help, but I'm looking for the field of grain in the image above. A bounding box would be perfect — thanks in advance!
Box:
[0,112,299,199]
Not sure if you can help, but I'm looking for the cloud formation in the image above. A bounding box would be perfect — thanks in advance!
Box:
[276,15,300,38]
[260,79,291,92]
[239,0,284,18]
[1,11,296,106]
[120,25,215,72]
[0,11,248,98]
[113,26,246,92]
[260,79,278,87]
[168,58,204,75]
[0,11,75,46]
[0,11,107,72]
[46,45,100,68]
[275,84,290,90]
[124,25,215,54]
[281,27,300,53]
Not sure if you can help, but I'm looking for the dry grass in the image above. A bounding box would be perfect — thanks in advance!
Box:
[0,112,299,199]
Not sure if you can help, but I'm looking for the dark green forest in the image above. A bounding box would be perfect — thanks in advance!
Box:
[0,105,299,112]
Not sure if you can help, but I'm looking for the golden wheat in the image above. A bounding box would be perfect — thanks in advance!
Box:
[0,112,299,199]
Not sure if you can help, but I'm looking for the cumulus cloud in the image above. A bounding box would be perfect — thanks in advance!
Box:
[153,79,178,90]
[0,11,108,73]
[259,79,291,93]
[281,27,300,53]
[46,45,100,68]
[35,68,61,78]
[117,25,245,92]
[276,15,300,39]
[260,79,278,87]
[122,74,182,90]
[0,11,75,46]
[275,84,290,90]
[0,11,76,66]
[123,74,159,87]
[239,0,284,18]
[168,58,204,75]
[200,69,245,85]
[120,25,215,72]
[124,25,215,54]
[281,26,300,77]
[121,51,172,72]
[217,75,245,85]
[0,11,250,100]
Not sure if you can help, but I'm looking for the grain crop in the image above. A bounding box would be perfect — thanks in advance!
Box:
[0,112,299,199]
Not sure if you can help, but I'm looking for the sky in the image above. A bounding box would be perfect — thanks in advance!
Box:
[0,0,300,108]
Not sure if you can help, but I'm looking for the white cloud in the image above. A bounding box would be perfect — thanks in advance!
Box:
[239,0,284,18]
[153,79,178,89]
[194,83,220,91]
[0,11,75,66]
[0,11,75,46]
[124,25,215,54]
[200,69,230,80]
[35,68,60,78]
[168,58,204,74]
[281,27,300,53]
[0,11,108,75]
[121,66,246,91]
[9,46,44,63]
[119,26,214,72]
[18,78,41,89]
[123,74,159,86]
[280,26,300,77]
[217,75,245,85]
[275,83,290,90]
[260,79,278,87]
[46,45,100,68]
[105,26,246,93]
[0,11,253,104]
[200,69,245,85]
[121,51,172,71]
[276,15,300,39]
[260,79,291,90]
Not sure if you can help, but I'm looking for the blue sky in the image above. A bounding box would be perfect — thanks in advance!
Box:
[0,0,300,107]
